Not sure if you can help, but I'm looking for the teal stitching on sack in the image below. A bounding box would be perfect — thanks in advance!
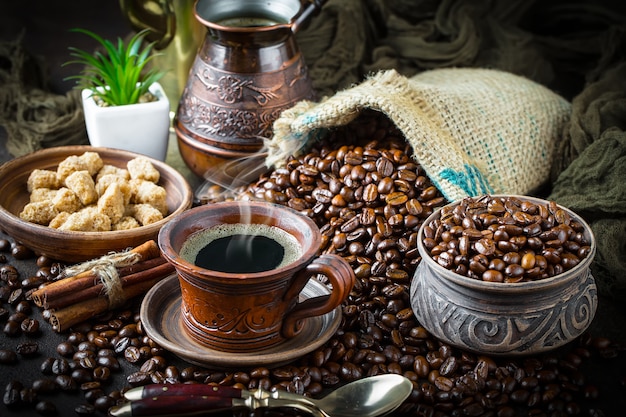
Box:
[302,114,318,125]
[439,164,493,196]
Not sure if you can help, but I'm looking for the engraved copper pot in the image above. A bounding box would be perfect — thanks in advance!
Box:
[175,0,324,186]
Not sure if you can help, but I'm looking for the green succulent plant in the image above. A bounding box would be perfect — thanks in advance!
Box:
[64,28,165,106]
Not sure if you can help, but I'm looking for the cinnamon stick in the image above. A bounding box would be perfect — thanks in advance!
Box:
[32,239,176,332]
[30,270,97,307]
[43,261,174,310]
[117,256,167,276]
[30,241,162,308]
[32,257,168,309]
[48,275,169,332]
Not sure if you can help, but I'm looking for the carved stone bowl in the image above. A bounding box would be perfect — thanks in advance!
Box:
[410,195,598,356]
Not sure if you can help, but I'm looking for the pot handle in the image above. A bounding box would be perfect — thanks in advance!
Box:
[281,253,355,339]
[291,0,328,33]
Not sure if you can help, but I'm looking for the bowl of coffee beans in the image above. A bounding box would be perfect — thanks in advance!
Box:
[410,194,597,356]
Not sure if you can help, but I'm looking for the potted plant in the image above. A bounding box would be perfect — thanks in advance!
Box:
[64,28,170,161]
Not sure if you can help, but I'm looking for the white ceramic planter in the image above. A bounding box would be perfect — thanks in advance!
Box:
[82,82,170,161]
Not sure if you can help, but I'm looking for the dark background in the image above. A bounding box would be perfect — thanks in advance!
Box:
[0,0,134,165]
[0,1,132,95]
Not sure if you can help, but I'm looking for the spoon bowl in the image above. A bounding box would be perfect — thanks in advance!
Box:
[275,374,412,417]
[316,374,412,417]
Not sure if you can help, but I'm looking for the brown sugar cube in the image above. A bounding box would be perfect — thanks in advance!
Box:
[49,212,71,229]
[57,155,89,183]
[127,157,160,182]
[97,183,125,224]
[95,164,130,182]
[19,201,58,225]
[131,179,168,215]
[30,188,57,203]
[27,169,59,192]
[131,203,163,226]
[58,206,111,232]
[51,187,83,213]
[77,152,104,176]
[64,170,98,205]
[112,216,141,230]
[96,174,132,206]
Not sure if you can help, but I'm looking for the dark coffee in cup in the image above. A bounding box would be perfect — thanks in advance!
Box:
[179,223,302,273]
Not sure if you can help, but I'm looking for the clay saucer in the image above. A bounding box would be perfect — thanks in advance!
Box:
[140,275,342,369]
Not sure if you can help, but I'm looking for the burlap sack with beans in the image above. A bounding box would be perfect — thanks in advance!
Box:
[265,68,571,202]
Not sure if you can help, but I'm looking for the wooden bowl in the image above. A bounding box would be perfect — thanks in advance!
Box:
[0,146,194,262]
[410,195,598,356]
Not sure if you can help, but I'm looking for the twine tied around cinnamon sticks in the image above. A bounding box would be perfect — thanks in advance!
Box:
[60,249,143,309]
[30,240,174,332]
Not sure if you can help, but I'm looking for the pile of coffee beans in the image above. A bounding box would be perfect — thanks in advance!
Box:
[422,195,593,283]
[226,111,447,296]
[1,111,624,417]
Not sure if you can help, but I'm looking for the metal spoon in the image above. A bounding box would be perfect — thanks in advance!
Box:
[303,373,412,417]
[109,374,412,417]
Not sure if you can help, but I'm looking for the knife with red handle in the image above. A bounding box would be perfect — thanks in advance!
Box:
[123,384,243,401]
[109,395,248,416]
[109,384,322,417]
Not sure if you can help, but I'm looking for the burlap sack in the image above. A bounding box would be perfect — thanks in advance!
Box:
[266,68,571,201]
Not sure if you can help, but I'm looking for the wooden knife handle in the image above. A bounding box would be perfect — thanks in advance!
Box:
[129,396,238,416]
[139,384,243,399]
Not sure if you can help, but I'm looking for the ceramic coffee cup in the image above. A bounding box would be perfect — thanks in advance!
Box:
[158,201,355,352]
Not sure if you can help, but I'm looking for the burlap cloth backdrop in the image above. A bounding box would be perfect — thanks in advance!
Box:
[1,0,624,298]
[0,33,88,157]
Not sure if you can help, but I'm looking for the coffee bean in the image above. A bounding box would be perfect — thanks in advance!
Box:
[11,243,34,260]
[424,195,591,282]
[51,358,70,375]
[71,369,93,384]
[0,239,11,252]
[3,387,21,407]
[83,388,105,404]
[31,378,57,395]
[3,320,21,337]
[80,381,101,392]
[8,288,24,305]
[0,349,18,364]
[0,264,19,284]
[98,355,120,371]
[122,345,142,364]
[92,366,111,382]
[54,341,74,357]
[126,371,151,386]
[75,403,96,415]
[16,341,39,356]
[93,395,116,412]
[20,387,38,404]
[21,318,40,335]
[55,374,78,391]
